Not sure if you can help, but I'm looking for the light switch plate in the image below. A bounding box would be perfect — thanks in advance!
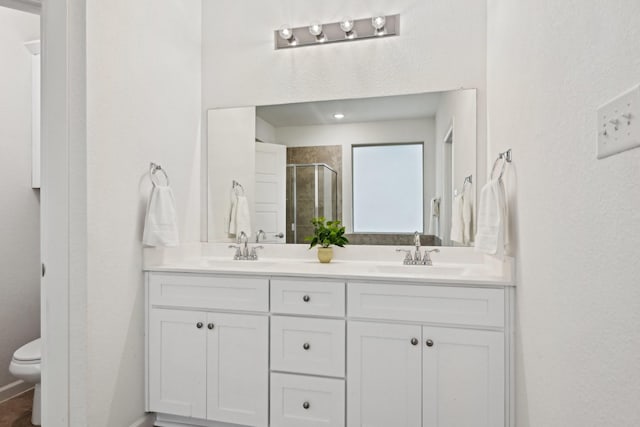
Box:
[597,84,640,159]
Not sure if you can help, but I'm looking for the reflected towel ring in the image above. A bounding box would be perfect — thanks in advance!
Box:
[150,162,169,186]
[490,149,512,181]
[232,180,245,196]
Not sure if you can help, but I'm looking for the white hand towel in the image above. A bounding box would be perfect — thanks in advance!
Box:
[462,185,474,244]
[234,195,252,238]
[226,191,238,235]
[450,193,465,244]
[143,185,179,247]
[428,197,440,236]
[475,178,506,256]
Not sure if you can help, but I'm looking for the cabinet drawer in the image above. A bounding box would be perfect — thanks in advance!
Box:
[270,373,345,427]
[348,282,505,328]
[271,279,345,317]
[271,316,345,377]
[149,273,269,312]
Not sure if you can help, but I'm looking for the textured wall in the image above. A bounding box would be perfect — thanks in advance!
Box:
[0,6,40,398]
[487,1,640,425]
[85,0,201,425]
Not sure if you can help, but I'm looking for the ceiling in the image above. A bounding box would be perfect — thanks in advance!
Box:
[256,92,444,127]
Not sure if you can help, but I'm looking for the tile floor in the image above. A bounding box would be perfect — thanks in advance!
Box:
[0,389,35,427]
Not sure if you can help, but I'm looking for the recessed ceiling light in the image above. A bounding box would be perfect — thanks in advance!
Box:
[333,113,345,119]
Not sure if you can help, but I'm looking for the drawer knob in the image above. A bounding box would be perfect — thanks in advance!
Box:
[196,322,203,329]
[303,342,311,350]
[411,338,419,346]
[302,401,310,410]
[426,339,434,347]
[303,295,311,302]
[208,323,215,330]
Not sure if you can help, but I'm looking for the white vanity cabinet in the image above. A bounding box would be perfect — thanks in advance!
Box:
[145,269,513,427]
[147,273,269,427]
[347,282,508,427]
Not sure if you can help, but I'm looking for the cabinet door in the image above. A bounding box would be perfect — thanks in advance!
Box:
[347,321,422,427]
[206,313,269,427]
[422,327,505,427]
[148,309,207,418]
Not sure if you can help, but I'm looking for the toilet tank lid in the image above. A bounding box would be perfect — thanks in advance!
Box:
[14,338,41,362]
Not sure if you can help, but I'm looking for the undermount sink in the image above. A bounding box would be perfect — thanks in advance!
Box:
[373,264,466,276]
[200,258,277,268]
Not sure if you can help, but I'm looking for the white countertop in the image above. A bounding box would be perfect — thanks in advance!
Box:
[144,255,514,287]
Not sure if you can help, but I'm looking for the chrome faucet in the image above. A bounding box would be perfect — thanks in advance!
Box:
[413,231,422,262]
[421,248,440,266]
[256,229,266,243]
[396,232,440,266]
[229,231,264,260]
[238,231,249,258]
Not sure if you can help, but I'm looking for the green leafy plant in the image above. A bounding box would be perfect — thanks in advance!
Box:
[305,217,349,249]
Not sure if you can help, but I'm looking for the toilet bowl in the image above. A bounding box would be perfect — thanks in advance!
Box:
[9,338,41,426]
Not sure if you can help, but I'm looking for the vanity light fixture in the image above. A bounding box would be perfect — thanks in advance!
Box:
[274,14,399,50]
[333,113,345,119]
[278,26,297,46]
[372,15,387,36]
[308,23,327,43]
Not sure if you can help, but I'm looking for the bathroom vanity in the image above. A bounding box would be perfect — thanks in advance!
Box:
[144,247,514,427]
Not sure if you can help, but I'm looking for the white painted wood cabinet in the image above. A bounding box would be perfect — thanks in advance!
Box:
[148,308,208,419]
[347,322,422,427]
[146,272,513,427]
[347,322,505,427]
[147,273,269,427]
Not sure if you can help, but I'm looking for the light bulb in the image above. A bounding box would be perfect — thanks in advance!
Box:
[279,26,293,40]
[308,23,327,43]
[333,113,345,120]
[340,18,357,39]
[372,16,386,29]
[340,19,354,32]
[278,26,297,46]
[309,23,323,36]
[372,15,387,36]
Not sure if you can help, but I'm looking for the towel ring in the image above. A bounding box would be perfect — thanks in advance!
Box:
[150,163,169,186]
[232,180,245,196]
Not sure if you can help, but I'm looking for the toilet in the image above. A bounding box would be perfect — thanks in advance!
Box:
[9,338,41,426]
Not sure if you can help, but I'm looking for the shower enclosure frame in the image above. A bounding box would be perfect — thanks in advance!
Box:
[287,163,338,243]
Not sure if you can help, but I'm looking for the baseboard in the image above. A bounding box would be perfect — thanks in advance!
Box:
[0,380,33,404]
[129,413,156,427]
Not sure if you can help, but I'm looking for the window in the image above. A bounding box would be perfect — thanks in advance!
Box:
[352,143,423,233]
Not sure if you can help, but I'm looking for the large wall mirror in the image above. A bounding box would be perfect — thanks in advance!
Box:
[208,89,477,246]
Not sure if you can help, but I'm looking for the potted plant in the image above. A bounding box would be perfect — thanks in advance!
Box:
[304,217,349,263]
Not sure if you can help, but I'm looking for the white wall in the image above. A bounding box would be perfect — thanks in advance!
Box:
[202,0,488,226]
[0,5,40,400]
[487,1,640,425]
[274,118,436,233]
[84,0,201,425]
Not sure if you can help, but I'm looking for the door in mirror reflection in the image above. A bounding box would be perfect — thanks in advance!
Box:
[352,143,424,233]
[255,143,286,243]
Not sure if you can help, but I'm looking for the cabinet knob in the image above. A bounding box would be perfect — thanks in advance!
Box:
[411,338,419,346]
[302,401,310,410]
[208,323,215,330]
[303,342,311,350]
[303,295,311,302]
[426,339,434,347]
[196,322,203,329]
